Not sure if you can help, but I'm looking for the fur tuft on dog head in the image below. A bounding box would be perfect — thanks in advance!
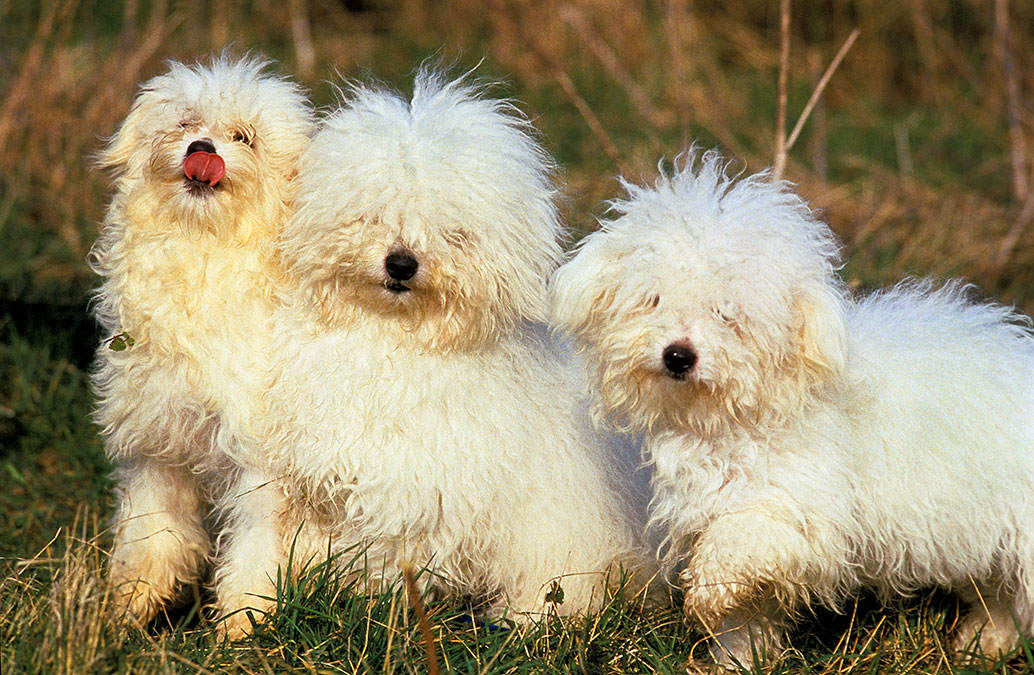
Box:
[98,54,313,243]
[279,68,563,351]
[550,148,848,435]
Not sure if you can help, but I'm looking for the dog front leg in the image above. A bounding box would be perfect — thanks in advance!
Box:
[681,508,845,670]
[211,467,297,639]
[108,457,209,625]
[684,604,788,673]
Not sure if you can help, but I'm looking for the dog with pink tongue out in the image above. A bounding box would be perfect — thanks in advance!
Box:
[89,55,314,635]
[183,141,226,186]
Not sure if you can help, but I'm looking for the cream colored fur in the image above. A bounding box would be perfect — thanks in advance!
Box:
[550,149,1034,670]
[90,55,313,637]
[248,71,655,623]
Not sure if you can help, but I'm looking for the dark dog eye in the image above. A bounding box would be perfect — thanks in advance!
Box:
[231,129,253,146]
[647,294,661,309]
[713,306,735,323]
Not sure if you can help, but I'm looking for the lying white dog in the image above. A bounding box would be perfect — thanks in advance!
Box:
[90,55,313,634]
[241,70,654,623]
[550,149,1034,669]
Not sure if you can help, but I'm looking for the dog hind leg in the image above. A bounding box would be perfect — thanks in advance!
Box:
[954,577,1022,657]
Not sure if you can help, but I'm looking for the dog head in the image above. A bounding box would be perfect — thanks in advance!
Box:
[99,55,313,242]
[280,69,563,351]
[550,149,848,435]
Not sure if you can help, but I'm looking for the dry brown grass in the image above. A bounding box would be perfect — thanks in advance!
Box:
[1,0,1031,310]
[473,0,1034,306]
[1,508,125,672]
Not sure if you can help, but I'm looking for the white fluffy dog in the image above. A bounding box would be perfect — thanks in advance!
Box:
[90,56,313,634]
[550,149,1034,669]
[251,70,653,621]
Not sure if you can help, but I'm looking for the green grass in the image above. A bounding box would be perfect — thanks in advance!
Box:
[2,328,1032,673]
[0,325,107,562]
[3,1,1034,672]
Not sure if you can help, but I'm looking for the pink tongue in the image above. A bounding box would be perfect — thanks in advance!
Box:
[183,151,226,186]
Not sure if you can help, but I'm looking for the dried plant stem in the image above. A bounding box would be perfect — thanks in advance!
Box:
[994,0,1029,202]
[120,0,139,45]
[488,0,633,178]
[83,1,173,137]
[893,122,914,176]
[786,28,860,152]
[402,564,440,675]
[210,0,230,48]
[0,0,72,156]
[289,0,316,81]
[552,69,635,178]
[990,187,1034,285]
[381,587,399,674]
[560,6,667,128]
[909,0,940,101]
[773,21,860,183]
[47,0,172,258]
[772,0,791,181]
[808,49,828,180]
[665,0,694,131]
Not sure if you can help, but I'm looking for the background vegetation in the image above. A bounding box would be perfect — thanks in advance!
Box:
[1,0,1032,672]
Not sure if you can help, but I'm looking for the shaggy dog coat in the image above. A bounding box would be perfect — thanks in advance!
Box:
[248,71,654,621]
[550,149,1034,669]
[91,56,313,634]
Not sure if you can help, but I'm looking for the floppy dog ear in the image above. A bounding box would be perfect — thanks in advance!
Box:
[97,91,163,176]
[793,280,848,383]
[549,241,615,338]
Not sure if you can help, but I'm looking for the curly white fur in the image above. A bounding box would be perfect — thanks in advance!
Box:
[90,55,314,635]
[251,70,655,622]
[550,149,1034,669]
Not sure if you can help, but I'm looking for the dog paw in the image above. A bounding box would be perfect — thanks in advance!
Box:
[954,612,1019,658]
[109,576,168,627]
[680,566,754,628]
[217,611,259,641]
[213,591,276,641]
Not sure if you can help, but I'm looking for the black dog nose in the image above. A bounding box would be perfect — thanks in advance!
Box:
[662,344,697,377]
[186,139,216,155]
[385,251,419,281]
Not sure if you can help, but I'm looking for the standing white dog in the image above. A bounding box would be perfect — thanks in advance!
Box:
[250,70,653,621]
[550,149,1034,669]
[90,55,313,634]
